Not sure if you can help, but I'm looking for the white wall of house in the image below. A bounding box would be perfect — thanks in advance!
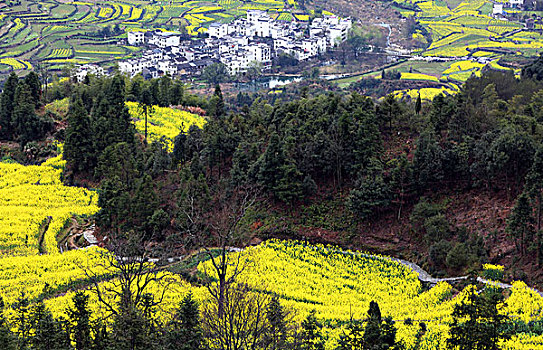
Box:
[127,31,145,45]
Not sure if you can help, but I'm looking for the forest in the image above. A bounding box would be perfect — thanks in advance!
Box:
[3,55,543,349]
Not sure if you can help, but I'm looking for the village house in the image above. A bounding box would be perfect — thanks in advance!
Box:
[118,11,352,78]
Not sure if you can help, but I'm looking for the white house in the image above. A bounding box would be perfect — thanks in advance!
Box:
[248,43,271,63]
[208,22,229,38]
[149,31,181,48]
[127,31,145,45]
[255,17,272,37]
[73,64,104,82]
[509,0,523,6]
[247,10,267,24]
[493,3,504,15]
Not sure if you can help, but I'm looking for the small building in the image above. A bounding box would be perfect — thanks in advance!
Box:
[493,3,504,15]
[127,31,145,45]
[150,31,181,48]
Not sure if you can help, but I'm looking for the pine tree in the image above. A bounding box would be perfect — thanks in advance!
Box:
[0,72,18,139]
[300,310,324,350]
[362,301,402,350]
[67,292,92,350]
[506,192,535,255]
[0,297,16,350]
[335,319,364,350]
[30,301,72,350]
[110,305,157,350]
[164,293,203,350]
[526,145,543,264]
[158,75,172,107]
[12,82,50,147]
[447,287,511,350]
[415,93,422,115]
[265,296,289,350]
[92,76,135,159]
[65,96,94,174]
[13,293,31,349]
[213,84,224,118]
[24,71,42,108]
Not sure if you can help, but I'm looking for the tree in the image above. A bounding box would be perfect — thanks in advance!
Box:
[336,319,364,350]
[12,293,31,349]
[525,145,543,264]
[67,292,92,350]
[179,184,256,318]
[109,298,159,350]
[376,94,402,130]
[0,72,18,139]
[348,160,391,220]
[65,96,94,175]
[24,71,42,108]
[447,287,511,350]
[11,81,52,147]
[30,301,72,350]
[0,297,16,350]
[138,88,155,142]
[300,310,324,350]
[264,296,291,350]
[415,93,422,115]
[506,192,535,256]
[206,84,225,119]
[92,75,135,161]
[164,293,203,350]
[362,301,402,350]
[202,63,230,85]
[412,129,444,191]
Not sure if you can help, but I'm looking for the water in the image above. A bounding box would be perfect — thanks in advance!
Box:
[235,75,303,92]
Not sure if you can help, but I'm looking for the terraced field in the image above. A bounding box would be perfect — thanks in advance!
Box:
[0,0,307,76]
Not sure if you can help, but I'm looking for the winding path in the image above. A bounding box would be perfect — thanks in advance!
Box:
[388,256,543,297]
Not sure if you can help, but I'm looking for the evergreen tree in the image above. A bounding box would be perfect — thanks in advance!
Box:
[415,93,422,115]
[447,287,510,350]
[158,75,172,107]
[412,129,444,191]
[0,297,16,350]
[265,296,289,350]
[525,145,543,264]
[213,84,224,118]
[30,301,72,350]
[300,310,324,350]
[164,293,203,350]
[67,292,92,350]
[169,80,184,106]
[92,75,135,161]
[335,319,364,350]
[24,71,42,107]
[110,304,158,350]
[13,293,31,349]
[0,72,18,139]
[506,192,535,256]
[12,82,51,147]
[65,96,94,174]
[362,301,402,350]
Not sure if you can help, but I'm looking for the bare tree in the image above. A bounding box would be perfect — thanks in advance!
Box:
[201,282,270,350]
[178,182,258,318]
[82,232,176,318]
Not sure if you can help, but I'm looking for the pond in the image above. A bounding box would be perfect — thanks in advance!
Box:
[235,75,303,92]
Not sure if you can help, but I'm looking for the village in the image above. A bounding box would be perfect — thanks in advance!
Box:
[108,10,352,79]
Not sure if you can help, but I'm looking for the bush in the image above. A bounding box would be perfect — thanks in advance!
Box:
[446,243,469,270]
[424,214,450,243]
[429,239,453,270]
